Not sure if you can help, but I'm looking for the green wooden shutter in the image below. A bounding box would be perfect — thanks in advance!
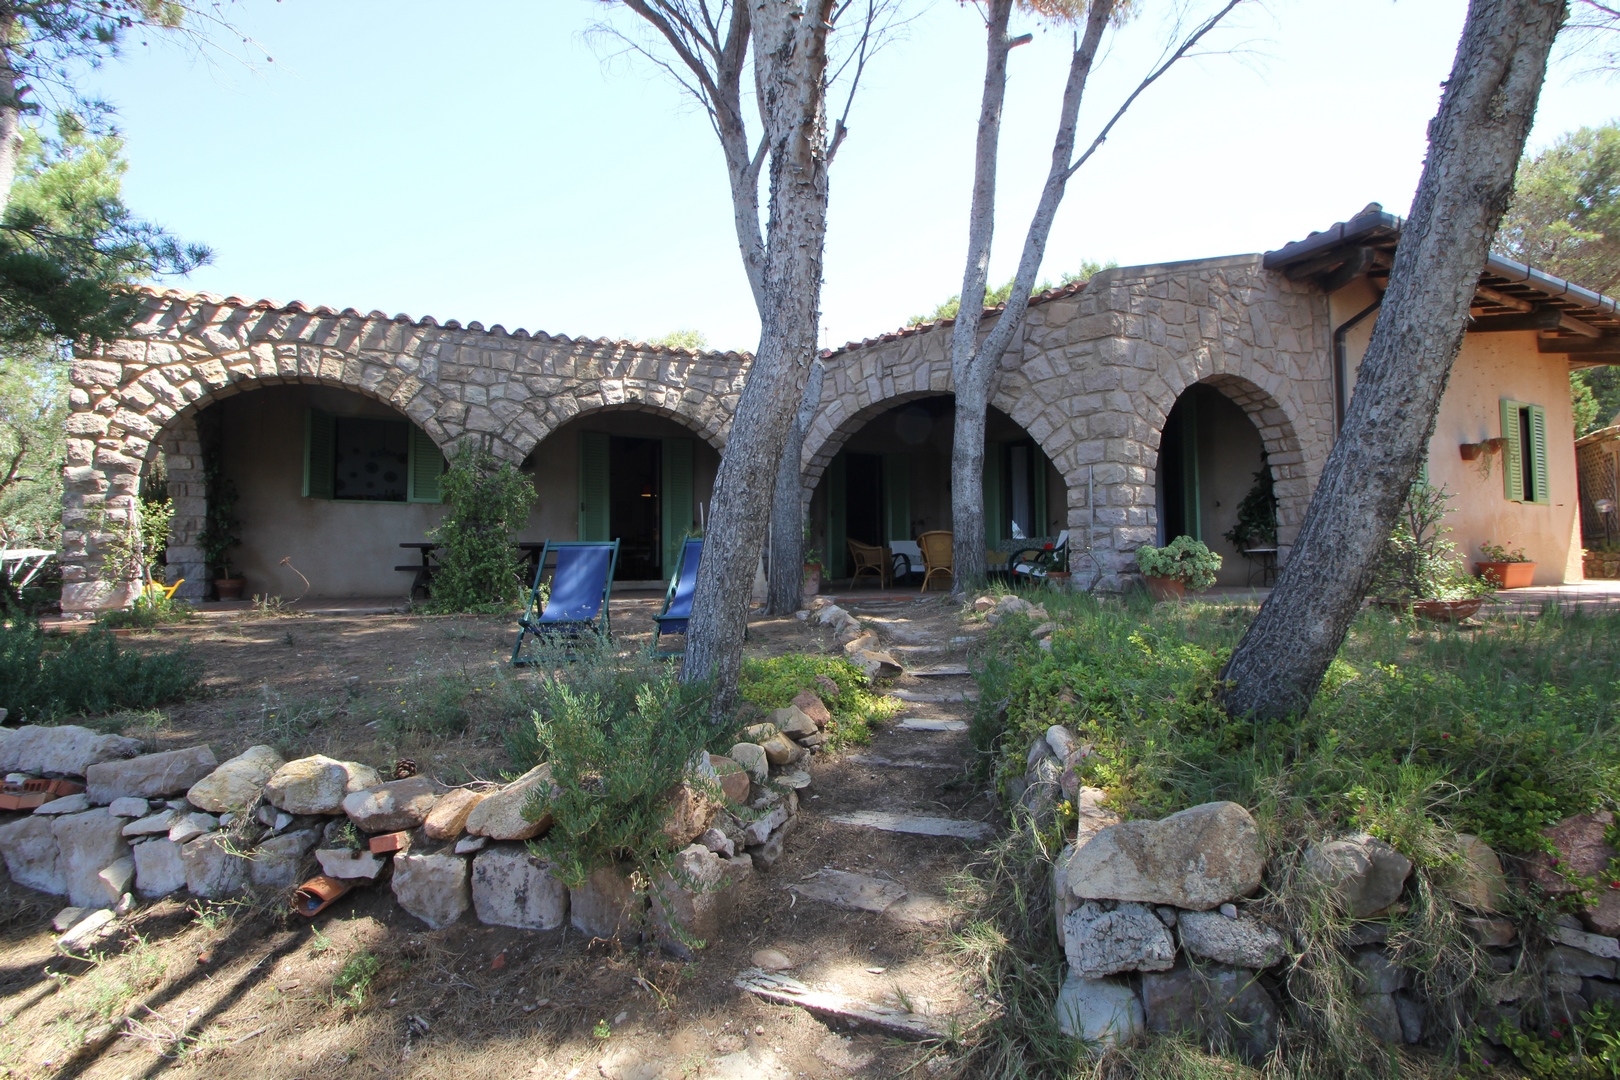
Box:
[406,427,445,503]
[661,437,694,572]
[883,454,910,543]
[1033,444,1050,536]
[1530,403,1550,504]
[1501,399,1524,502]
[578,431,610,540]
[978,443,1004,553]
[302,409,335,499]
[826,453,846,578]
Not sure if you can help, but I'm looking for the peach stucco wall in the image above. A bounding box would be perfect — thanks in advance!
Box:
[1336,286,1583,585]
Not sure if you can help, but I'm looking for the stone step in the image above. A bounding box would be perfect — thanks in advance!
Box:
[788,868,905,913]
[846,754,954,770]
[825,810,992,841]
[907,664,973,678]
[889,688,979,704]
[897,718,968,733]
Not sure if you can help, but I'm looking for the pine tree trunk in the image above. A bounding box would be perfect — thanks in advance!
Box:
[1221,0,1566,721]
[0,21,21,214]
[766,358,824,615]
[681,0,833,716]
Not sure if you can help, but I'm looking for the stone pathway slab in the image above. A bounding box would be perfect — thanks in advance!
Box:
[846,755,953,770]
[889,689,978,704]
[907,664,972,678]
[897,718,967,733]
[734,970,951,1041]
[826,810,992,840]
[789,869,907,913]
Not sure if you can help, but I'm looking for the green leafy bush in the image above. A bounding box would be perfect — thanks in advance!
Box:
[1480,540,1530,563]
[422,445,535,614]
[737,653,900,745]
[1134,536,1221,591]
[1372,480,1494,601]
[0,621,199,721]
[514,660,717,887]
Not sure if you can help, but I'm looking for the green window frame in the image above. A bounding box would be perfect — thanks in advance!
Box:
[302,409,444,504]
[1499,399,1549,505]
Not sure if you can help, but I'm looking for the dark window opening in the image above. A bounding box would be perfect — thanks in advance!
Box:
[334,417,409,502]
[1519,407,1536,503]
[845,452,885,547]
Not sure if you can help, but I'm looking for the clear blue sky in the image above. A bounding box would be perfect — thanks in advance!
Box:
[80,0,1616,353]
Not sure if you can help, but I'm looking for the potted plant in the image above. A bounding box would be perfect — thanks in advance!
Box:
[802,544,824,603]
[1223,466,1279,552]
[1135,536,1222,601]
[1476,541,1536,589]
[1370,480,1494,620]
[198,461,244,600]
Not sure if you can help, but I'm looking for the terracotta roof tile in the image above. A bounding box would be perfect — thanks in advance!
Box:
[823,278,1090,358]
[132,286,751,361]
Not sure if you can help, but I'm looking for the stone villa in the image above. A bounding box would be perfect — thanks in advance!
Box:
[59,205,1620,610]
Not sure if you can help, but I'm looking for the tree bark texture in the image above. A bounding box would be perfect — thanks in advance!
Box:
[767,358,824,615]
[681,0,833,714]
[1220,0,1566,721]
[0,17,21,215]
[948,0,1112,592]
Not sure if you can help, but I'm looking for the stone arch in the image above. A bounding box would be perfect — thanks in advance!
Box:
[60,290,750,610]
[518,398,729,459]
[1144,368,1311,545]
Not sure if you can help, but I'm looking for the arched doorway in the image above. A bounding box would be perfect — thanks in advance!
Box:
[159,383,449,600]
[1155,382,1276,586]
[521,409,723,586]
[807,395,1068,582]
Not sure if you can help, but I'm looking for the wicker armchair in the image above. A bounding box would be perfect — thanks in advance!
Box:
[917,530,954,592]
[847,538,892,588]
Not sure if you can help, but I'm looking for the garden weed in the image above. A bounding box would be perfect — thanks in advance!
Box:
[331,950,381,1009]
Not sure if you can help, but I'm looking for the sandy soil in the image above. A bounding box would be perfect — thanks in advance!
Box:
[0,593,1000,1079]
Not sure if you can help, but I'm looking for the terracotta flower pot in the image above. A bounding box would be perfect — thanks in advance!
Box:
[1143,575,1187,602]
[1477,561,1536,589]
[214,577,246,601]
[801,563,822,603]
[1376,597,1485,622]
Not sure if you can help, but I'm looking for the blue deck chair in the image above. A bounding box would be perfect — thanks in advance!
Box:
[652,537,704,656]
[510,540,619,665]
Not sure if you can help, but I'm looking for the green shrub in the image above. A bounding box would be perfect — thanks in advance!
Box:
[1134,536,1221,591]
[421,445,536,614]
[1371,480,1494,602]
[737,653,900,746]
[515,660,718,887]
[0,621,199,722]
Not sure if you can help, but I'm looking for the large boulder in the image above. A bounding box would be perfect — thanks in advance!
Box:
[1054,972,1144,1050]
[341,776,443,833]
[650,843,742,959]
[422,788,487,841]
[0,815,65,894]
[51,808,131,908]
[1528,812,1615,896]
[470,845,569,930]
[393,852,470,930]
[132,838,186,898]
[263,756,381,815]
[570,862,645,940]
[85,746,218,804]
[0,725,141,776]
[1141,963,1280,1064]
[1176,910,1287,969]
[182,832,249,898]
[1445,834,1508,914]
[249,829,320,890]
[1065,801,1265,911]
[728,743,769,785]
[1063,901,1177,977]
[1303,834,1412,919]
[187,745,284,813]
[770,706,818,740]
[790,690,831,730]
[464,764,556,841]
[661,783,717,847]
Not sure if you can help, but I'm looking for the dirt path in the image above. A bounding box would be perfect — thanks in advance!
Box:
[0,596,999,1079]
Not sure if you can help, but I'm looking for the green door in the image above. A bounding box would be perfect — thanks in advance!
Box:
[661,437,694,572]
[983,442,1004,549]
[578,431,610,541]
[883,454,910,543]
[826,454,847,579]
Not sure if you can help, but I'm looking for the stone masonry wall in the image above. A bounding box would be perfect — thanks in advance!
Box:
[809,255,1333,589]
[63,291,749,611]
